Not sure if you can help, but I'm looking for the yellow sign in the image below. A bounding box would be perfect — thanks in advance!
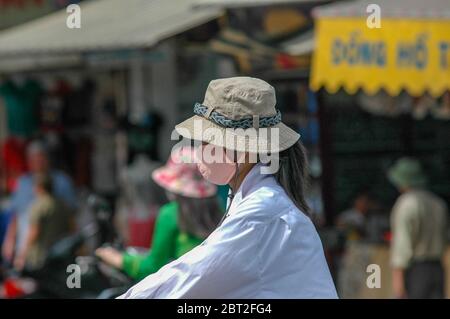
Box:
[310,18,450,97]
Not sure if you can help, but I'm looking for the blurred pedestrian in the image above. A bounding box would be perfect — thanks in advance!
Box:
[388,157,448,299]
[96,147,222,280]
[14,173,74,271]
[337,189,373,240]
[1,140,77,265]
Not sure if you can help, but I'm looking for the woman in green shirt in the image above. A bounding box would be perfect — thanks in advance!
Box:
[96,147,222,280]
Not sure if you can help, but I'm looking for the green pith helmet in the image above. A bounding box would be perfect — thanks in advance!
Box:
[388,157,427,189]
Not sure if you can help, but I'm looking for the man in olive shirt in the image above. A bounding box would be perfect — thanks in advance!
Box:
[14,174,73,270]
[388,158,448,299]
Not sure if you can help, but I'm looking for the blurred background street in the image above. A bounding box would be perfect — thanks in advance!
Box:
[0,0,449,299]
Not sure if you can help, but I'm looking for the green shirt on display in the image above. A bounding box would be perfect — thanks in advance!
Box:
[0,80,42,138]
[122,201,204,280]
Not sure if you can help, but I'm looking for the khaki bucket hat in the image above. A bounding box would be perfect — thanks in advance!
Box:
[175,77,300,154]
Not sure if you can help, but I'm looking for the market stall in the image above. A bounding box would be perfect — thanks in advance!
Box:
[310,0,450,297]
[0,0,224,249]
[311,0,450,218]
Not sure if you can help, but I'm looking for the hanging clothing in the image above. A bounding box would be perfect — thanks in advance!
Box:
[0,80,42,138]
[119,164,338,299]
[92,133,117,194]
[122,202,203,281]
[0,98,8,142]
[39,79,72,133]
[63,79,95,128]
[1,137,27,193]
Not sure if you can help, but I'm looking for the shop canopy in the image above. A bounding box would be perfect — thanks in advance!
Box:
[310,0,450,98]
[0,0,221,58]
[193,0,328,9]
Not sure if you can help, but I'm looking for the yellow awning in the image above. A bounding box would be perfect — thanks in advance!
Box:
[310,2,450,97]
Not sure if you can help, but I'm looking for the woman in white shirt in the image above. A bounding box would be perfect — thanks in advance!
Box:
[119,77,338,299]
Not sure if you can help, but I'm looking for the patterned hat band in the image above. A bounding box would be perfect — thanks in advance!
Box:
[193,103,282,129]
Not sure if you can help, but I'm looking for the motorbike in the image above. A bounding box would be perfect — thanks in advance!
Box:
[1,194,134,299]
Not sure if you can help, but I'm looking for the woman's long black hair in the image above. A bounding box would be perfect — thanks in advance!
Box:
[174,194,223,238]
[274,141,310,216]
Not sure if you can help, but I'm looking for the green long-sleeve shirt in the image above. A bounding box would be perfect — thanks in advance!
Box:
[122,201,204,280]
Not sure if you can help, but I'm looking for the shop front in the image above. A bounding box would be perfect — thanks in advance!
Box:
[310,0,450,297]
[0,0,223,250]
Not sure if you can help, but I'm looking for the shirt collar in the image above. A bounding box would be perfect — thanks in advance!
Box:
[226,163,272,217]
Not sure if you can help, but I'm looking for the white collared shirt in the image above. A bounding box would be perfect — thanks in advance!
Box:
[119,164,338,299]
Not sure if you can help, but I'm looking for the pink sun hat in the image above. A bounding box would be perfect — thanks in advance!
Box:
[151,146,217,198]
